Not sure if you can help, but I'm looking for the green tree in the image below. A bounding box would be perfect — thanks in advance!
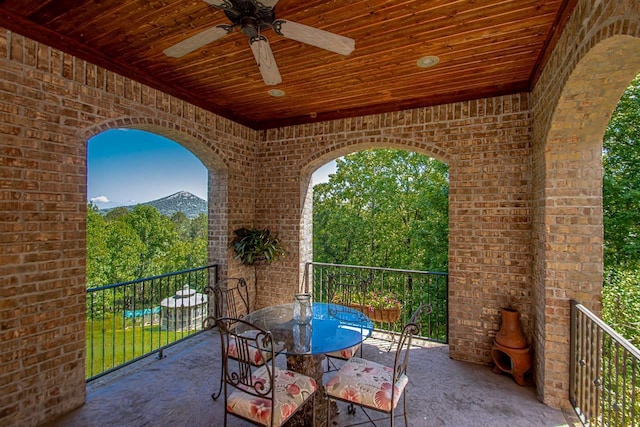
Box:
[171,211,190,239]
[603,74,640,270]
[190,213,208,240]
[86,205,109,288]
[86,202,208,317]
[602,74,640,346]
[102,219,146,284]
[123,205,179,278]
[87,204,208,288]
[313,149,449,272]
[104,206,129,221]
[603,270,640,346]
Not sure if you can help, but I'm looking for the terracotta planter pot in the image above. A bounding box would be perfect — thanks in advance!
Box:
[350,303,401,323]
[495,308,527,349]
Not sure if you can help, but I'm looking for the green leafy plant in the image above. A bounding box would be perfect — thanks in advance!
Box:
[333,289,400,310]
[228,227,285,265]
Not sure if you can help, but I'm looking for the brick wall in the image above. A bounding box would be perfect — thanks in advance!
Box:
[0,28,258,426]
[1,0,639,423]
[260,98,534,365]
[530,0,640,408]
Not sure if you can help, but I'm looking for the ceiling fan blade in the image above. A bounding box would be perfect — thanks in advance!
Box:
[203,0,231,8]
[273,20,355,56]
[249,36,282,86]
[163,25,232,58]
[256,0,280,7]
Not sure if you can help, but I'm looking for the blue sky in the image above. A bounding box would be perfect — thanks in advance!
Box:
[88,128,336,209]
[88,129,208,208]
[313,161,336,185]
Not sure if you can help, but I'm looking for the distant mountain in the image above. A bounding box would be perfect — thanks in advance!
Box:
[100,191,207,219]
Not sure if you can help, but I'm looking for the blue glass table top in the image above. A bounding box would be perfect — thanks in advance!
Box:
[237,302,374,356]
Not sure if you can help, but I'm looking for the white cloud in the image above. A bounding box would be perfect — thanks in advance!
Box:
[91,195,110,203]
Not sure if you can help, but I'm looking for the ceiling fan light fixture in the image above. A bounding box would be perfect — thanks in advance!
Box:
[417,55,440,68]
[268,89,285,97]
[166,0,356,86]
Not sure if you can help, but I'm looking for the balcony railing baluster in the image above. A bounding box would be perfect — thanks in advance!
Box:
[306,262,448,343]
[570,300,640,426]
[86,264,217,382]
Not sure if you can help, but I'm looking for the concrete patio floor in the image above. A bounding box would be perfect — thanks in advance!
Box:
[45,330,580,427]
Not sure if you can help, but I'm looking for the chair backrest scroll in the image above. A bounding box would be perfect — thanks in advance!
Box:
[203,278,249,328]
[393,303,433,383]
[217,317,276,398]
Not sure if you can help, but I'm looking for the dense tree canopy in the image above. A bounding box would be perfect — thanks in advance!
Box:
[603,74,640,270]
[602,74,640,344]
[313,149,449,272]
[86,204,207,288]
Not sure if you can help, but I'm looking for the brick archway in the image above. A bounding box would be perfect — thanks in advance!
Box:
[82,118,231,274]
[534,34,640,407]
[298,140,451,285]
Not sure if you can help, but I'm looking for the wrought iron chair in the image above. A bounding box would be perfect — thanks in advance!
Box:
[324,303,432,427]
[204,277,272,401]
[323,273,370,371]
[217,317,317,427]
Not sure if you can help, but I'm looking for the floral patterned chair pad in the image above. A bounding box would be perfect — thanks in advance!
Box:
[227,366,317,427]
[227,329,273,366]
[325,357,408,412]
[326,343,361,360]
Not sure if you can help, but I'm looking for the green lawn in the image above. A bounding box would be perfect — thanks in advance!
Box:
[86,315,198,379]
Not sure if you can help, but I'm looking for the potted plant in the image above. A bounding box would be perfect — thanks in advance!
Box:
[333,289,402,323]
[228,227,285,266]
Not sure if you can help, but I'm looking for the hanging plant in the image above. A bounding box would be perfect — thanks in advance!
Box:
[228,227,285,265]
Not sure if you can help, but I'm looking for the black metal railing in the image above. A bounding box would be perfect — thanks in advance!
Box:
[86,264,217,381]
[570,300,640,426]
[305,262,448,343]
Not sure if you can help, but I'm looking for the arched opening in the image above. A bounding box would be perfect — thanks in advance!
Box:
[87,128,208,281]
[88,129,207,209]
[302,147,450,341]
[83,124,230,380]
[311,149,448,271]
[601,73,640,343]
[536,34,640,407]
[82,121,231,273]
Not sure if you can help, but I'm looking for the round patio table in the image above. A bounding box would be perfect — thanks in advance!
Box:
[238,302,373,426]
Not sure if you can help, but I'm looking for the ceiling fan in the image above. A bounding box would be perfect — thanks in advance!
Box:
[163,0,355,86]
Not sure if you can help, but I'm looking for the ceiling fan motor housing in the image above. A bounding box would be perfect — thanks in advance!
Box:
[223,0,276,38]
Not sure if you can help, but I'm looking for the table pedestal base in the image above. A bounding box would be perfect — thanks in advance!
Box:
[284,354,337,427]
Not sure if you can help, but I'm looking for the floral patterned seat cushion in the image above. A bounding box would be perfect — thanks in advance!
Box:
[226,366,317,427]
[325,357,408,412]
[227,329,273,366]
[325,343,361,360]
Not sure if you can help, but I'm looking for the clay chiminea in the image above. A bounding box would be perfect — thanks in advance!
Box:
[495,308,527,348]
[491,308,532,386]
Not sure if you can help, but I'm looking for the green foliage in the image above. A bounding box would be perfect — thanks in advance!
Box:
[603,75,640,270]
[602,74,640,347]
[333,288,400,309]
[228,227,285,265]
[86,206,109,288]
[123,205,178,278]
[602,269,640,347]
[313,149,449,272]
[104,206,129,221]
[86,204,207,289]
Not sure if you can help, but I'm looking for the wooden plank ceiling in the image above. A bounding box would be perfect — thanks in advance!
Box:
[0,0,576,130]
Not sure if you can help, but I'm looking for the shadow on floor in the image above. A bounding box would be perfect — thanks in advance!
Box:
[45,330,579,427]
